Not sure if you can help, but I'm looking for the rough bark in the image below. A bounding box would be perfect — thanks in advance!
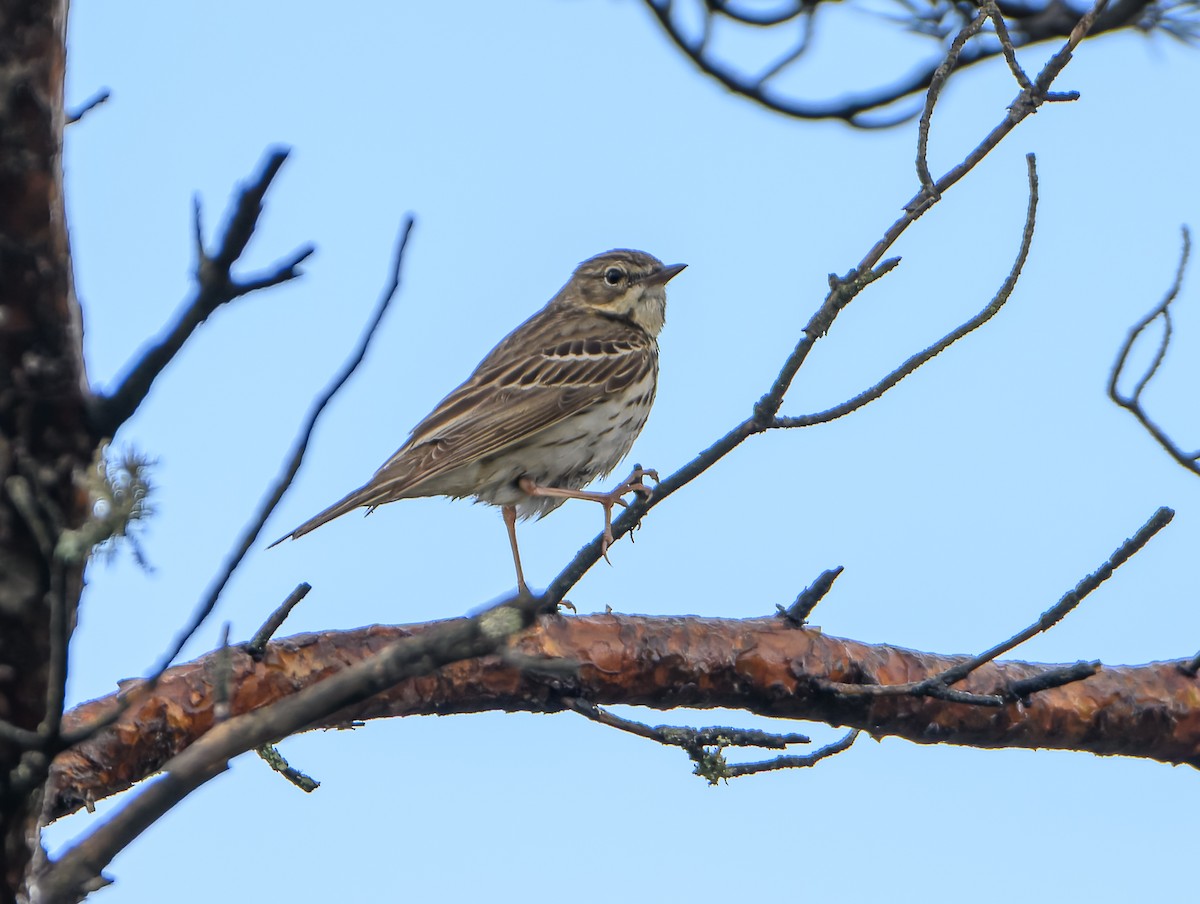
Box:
[0,0,90,898]
[46,613,1200,821]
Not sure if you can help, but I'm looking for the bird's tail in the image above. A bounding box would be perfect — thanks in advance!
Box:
[267,484,381,548]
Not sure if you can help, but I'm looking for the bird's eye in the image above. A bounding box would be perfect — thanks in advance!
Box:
[604,267,624,286]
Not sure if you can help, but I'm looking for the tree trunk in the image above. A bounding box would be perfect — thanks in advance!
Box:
[0,1,90,899]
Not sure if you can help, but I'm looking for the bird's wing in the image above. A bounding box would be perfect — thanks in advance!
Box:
[367,310,655,498]
[268,309,654,545]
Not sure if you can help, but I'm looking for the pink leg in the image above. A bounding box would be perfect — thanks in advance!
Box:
[519,466,659,562]
[503,504,529,594]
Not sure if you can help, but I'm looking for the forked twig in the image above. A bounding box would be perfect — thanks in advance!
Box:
[562,697,845,785]
[89,149,314,437]
[818,507,1174,704]
[642,0,1128,127]
[1109,226,1198,476]
[149,217,415,677]
[60,220,416,751]
[546,0,1105,606]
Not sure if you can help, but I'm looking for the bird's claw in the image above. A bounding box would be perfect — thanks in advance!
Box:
[614,466,659,504]
[598,466,658,564]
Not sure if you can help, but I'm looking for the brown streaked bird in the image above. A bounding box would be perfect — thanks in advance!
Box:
[271,249,686,592]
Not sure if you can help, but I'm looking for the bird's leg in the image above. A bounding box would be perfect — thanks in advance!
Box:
[518,466,659,563]
[502,504,530,595]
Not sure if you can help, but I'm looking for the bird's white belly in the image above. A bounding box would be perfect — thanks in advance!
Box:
[461,373,656,517]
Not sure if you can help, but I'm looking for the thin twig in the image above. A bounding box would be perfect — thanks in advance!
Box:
[61,219,415,753]
[563,697,811,749]
[150,217,416,678]
[756,10,816,83]
[776,153,1039,429]
[255,744,320,792]
[985,1,1036,90]
[642,0,1124,127]
[777,566,844,626]
[819,507,1174,702]
[1007,661,1100,698]
[563,697,821,785]
[66,88,111,125]
[546,11,1091,605]
[722,730,860,780]
[39,593,542,904]
[1108,226,1198,476]
[247,583,312,658]
[88,148,314,437]
[916,6,989,199]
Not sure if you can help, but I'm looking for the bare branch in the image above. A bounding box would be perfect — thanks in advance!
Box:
[776,153,1039,429]
[642,0,1152,127]
[254,743,320,793]
[564,696,816,784]
[65,88,111,125]
[777,566,844,626]
[722,730,860,780]
[545,0,1099,604]
[149,217,416,678]
[564,697,810,748]
[1108,226,1198,476]
[247,583,312,659]
[87,149,315,437]
[47,598,1200,824]
[986,2,1036,90]
[39,593,541,904]
[57,220,416,758]
[917,5,990,196]
[818,506,1174,702]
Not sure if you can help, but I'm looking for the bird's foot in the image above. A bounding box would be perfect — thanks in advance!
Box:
[518,466,660,563]
[611,465,659,503]
[595,466,659,563]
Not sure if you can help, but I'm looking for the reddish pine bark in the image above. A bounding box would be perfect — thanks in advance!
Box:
[47,613,1200,821]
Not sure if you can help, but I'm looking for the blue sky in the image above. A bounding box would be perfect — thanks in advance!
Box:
[50,2,1200,901]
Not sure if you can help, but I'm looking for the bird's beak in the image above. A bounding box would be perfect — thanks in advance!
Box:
[644,262,687,286]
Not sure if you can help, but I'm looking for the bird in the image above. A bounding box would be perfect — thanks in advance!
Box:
[270,249,686,593]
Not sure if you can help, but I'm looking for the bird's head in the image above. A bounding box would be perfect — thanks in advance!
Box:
[556,249,686,337]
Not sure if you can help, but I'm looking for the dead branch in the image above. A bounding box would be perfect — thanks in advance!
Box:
[247,583,313,659]
[65,88,110,125]
[643,0,1176,127]
[819,506,1172,702]
[148,218,414,678]
[778,152,1037,430]
[86,149,315,438]
[777,566,844,626]
[562,696,842,784]
[45,601,1200,825]
[39,593,542,904]
[1108,226,1198,477]
[57,219,415,756]
[30,3,1181,899]
[547,0,1097,605]
[721,730,861,781]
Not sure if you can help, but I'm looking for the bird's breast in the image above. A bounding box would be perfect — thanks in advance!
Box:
[469,369,657,518]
